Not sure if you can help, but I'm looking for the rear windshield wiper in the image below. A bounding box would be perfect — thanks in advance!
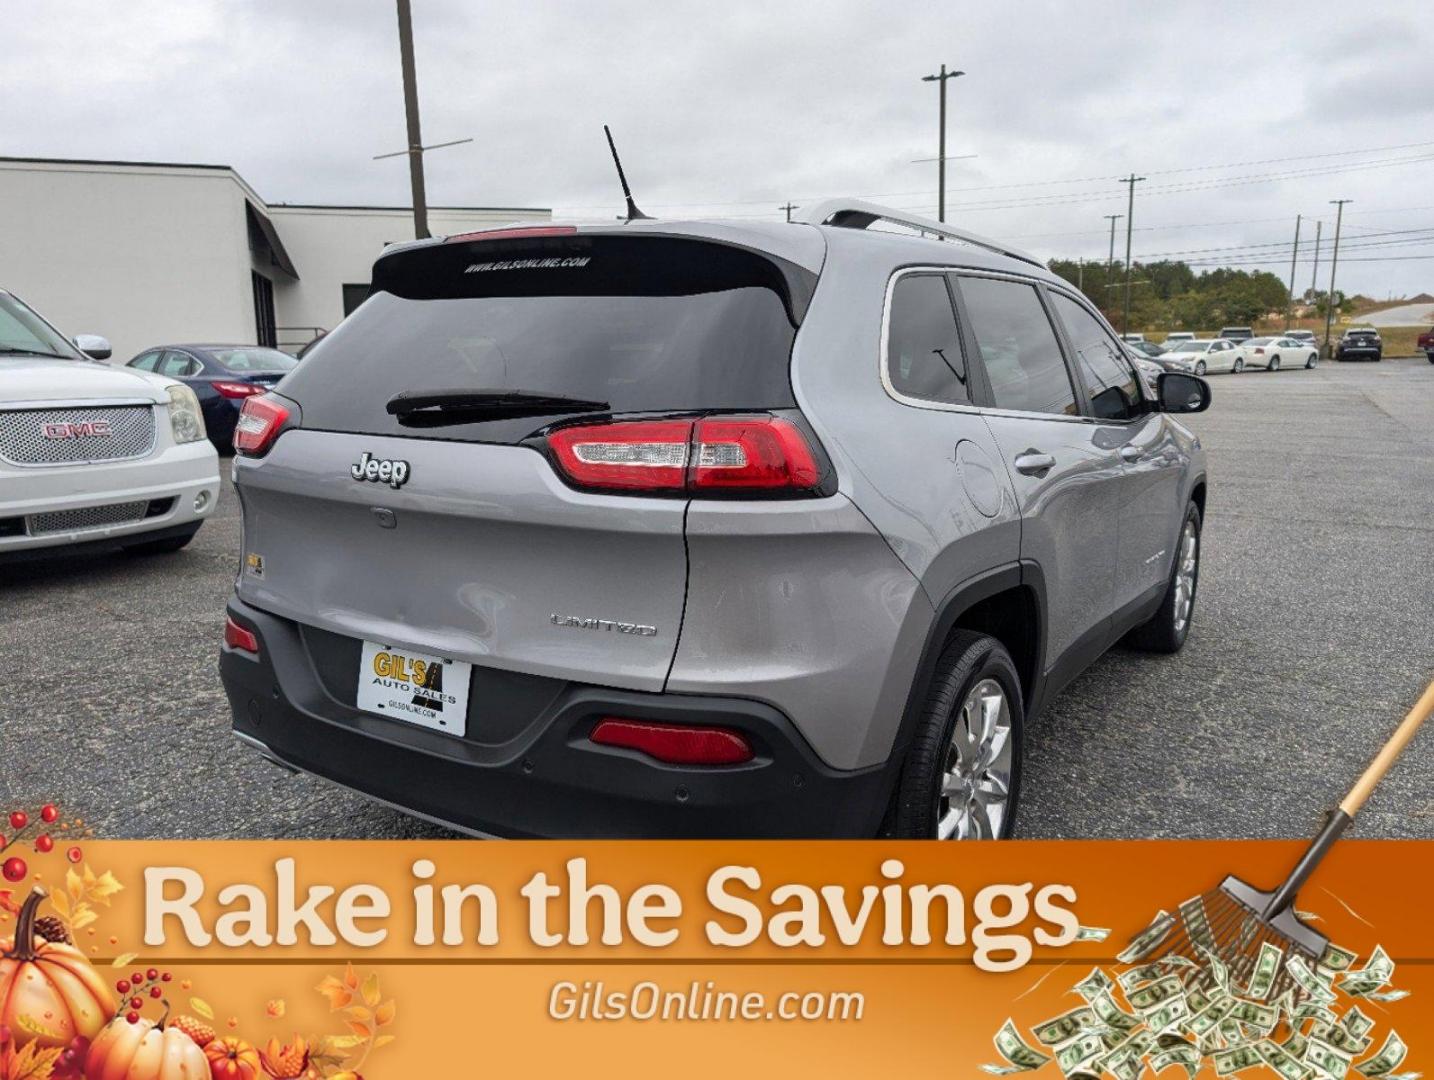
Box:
[386,388,611,426]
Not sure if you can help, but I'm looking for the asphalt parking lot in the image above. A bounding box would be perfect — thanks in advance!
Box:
[2,358,1432,840]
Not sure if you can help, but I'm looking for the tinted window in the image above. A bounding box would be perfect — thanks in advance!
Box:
[129,352,162,372]
[957,277,1077,416]
[1051,293,1144,421]
[886,274,970,405]
[280,236,811,444]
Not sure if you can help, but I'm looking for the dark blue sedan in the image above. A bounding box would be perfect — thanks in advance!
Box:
[126,344,298,449]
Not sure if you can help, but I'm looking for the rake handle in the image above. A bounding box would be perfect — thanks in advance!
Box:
[1339,678,1434,817]
[1266,677,1434,919]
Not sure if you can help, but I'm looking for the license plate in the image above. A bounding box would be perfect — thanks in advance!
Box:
[356,640,471,737]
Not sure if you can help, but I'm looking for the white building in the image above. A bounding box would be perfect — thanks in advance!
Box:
[0,156,549,361]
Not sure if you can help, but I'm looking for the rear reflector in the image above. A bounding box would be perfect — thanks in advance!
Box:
[547,416,821,495]
[223,616,260,655]
[446,226,579,243]
[590,718,755,765]
[233,394,291,456]
[212,380,266,399]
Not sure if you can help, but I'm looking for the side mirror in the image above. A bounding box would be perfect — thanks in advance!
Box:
[1157,372,1210,414]
[73,334,112,360]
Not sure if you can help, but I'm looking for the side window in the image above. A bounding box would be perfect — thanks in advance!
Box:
[157,351,197,378]
[955,276,1077,416]
[130,351,161,371]
[1050,292,1144,421]
[885,274,971,406]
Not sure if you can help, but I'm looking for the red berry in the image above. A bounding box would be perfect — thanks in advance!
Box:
[116,979,130,994]
[126,1011,139,1024]
[1,856,26,882]
[40,804,59,823]
[146,967,159,981]
[129,996,143,1010]
[35,834,54,853]
[161,972,172,982]
[8,811,26,831]
[66,846,82,863]
[149,986,162,999]
[0,834,7,849]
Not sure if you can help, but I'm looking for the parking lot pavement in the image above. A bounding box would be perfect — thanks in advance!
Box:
[3,359,1432,841]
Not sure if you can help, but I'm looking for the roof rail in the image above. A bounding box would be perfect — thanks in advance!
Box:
[798,198,1045,269]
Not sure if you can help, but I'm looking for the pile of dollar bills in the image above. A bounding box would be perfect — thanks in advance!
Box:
[983,901,1414,1079]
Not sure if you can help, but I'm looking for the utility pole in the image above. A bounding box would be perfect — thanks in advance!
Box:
[394,0,429,239]
[920,64,965,222]
[1285,214,1302,330]
[1323,199,1352,356]
[1309,219,1323,299]
[1104,214,1123,276]
[1121,174,1145,336]
[779,202,799,223]
[1077,258,1085,292]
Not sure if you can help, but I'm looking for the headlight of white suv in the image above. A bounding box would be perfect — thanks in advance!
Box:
[166,384,207,444]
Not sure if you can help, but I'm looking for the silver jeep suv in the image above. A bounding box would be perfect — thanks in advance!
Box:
[219,200,1209,839]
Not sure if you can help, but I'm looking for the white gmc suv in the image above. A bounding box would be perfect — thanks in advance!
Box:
[0,289,220,561]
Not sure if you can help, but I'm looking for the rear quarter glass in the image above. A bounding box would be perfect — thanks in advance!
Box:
[277,234,817,444]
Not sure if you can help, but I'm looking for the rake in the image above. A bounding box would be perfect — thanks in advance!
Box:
[1136,678,1434,1003]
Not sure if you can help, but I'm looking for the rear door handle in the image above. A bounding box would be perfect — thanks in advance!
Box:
[1119,445,1143,462]
[1013,451,1056,476]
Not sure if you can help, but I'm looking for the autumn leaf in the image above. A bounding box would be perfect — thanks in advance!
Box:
[46,891,69,919]
[88,869,124,904]
[360,972,381,1008]
[14,1014,64,1040]
[342,963,359,990]
[190,997,215,1020]
[320,1035,365,1053]
[265,999,286,1019]
[373,1000,395,1027]
[373,1034,396,1050]
[65,868,83,904]
[344,1020,371,1040]
[0,890,20,917]
[111,952,138,968]
[3,1041,65,1080]
[342,1006,371,1024]
[315,975,353,1010]
[71,908,98,931]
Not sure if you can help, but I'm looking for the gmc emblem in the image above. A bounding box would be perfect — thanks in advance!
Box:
[42,421,113,439]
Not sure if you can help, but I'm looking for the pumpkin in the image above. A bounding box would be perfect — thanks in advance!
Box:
[85,1014,209,1080]
[204,1036,262,1080]
[0,887,115,1050]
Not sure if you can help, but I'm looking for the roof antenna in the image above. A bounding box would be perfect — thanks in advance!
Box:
[603,124,650,220]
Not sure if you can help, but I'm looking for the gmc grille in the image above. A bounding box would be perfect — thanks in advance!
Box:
[0,405,156,466]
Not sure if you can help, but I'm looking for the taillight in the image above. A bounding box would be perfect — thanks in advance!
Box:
[590,718,754,765]
[233,394,290,457]
[223,616,259,655]
[547,416,822,496]
[212,380,265,399]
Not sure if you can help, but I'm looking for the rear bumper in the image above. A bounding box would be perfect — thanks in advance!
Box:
[219,598,889,839]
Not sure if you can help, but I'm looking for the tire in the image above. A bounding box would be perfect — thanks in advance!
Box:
[1305,353,1316,369]
[1233,358,1244,374]
[1426,351,1434,365]
[1194,360,1207,375]
[1269,355,1281,372]
[1126,502,1201,654]
[122,525,200,555]
[892,630,1023,840]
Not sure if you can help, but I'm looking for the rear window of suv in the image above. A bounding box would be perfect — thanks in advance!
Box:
[278,234,815,443]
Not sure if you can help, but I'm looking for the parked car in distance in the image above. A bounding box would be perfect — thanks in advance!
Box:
[1127,340,1167,357]
[1285,329,1316,346]
[1162,338,1242,374]
[1418,327,1434,363]
[219,200,1209,841]
[1335,327,1383,362]
[1163,332,1196,346]
[1237,336,1318,372]
[1218,327,1254,342]
[1121,333,1146,343]
[0,290,220,561]
[127,345,298,449]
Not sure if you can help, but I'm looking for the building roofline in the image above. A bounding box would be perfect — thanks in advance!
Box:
[0,155,235,171]
[267,202,550,213]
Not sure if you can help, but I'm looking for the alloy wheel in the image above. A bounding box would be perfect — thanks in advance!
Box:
[1172,520,1198,635]
[936,678,1013,839]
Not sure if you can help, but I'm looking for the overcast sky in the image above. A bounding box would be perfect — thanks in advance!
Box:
[6,0,1434,296]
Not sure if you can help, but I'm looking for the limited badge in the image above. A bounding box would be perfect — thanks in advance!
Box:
[245,552,265,578]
